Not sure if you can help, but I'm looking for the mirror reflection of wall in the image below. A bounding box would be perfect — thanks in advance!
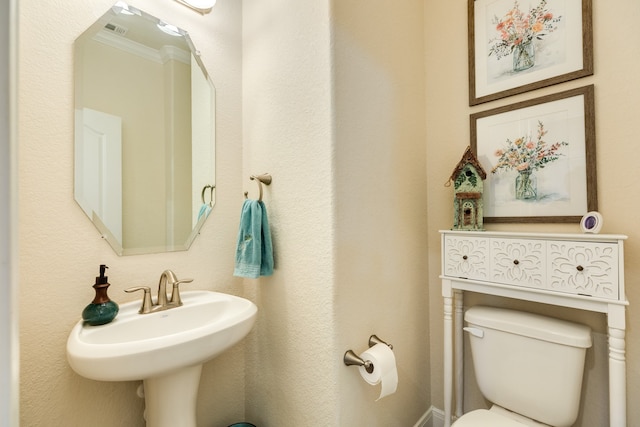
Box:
[74,2,216,255]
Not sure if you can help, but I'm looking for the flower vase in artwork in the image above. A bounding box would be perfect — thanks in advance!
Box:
[512,40,535,72]
[515,170,537,200]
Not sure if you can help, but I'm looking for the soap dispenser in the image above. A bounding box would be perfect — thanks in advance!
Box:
[82,265,119,326]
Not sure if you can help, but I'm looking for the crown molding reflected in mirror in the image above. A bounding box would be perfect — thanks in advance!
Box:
[74,3,216,255]
[174,0,217,14]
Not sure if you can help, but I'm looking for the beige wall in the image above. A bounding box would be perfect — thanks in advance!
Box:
[332,0,430,424]
[18,0,245,425]
[426,0,640,424]
[242,0,338,424]
[242,0,429,424]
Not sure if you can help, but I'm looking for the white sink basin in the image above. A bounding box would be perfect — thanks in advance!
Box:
[67,290,257,427]
[67,290,257,381]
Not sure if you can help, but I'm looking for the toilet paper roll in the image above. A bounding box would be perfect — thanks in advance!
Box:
[357,343,398,401]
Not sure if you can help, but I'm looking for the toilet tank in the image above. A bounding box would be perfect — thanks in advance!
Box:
[464,306,592,427]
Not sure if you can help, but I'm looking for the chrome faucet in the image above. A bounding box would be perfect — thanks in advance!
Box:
[125,270,194,314]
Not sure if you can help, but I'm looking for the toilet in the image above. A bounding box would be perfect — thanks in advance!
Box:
[453,306,592,427]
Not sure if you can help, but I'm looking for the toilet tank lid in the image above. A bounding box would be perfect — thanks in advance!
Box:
[465,306,592,348]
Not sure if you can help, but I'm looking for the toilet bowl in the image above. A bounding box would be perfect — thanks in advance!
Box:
[453,306,592,427]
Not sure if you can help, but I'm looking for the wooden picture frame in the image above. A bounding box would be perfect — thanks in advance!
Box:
[471,85,596,223]
[469,0,593,105]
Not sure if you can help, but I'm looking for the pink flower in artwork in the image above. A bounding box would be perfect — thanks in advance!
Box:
[491,121,568,174]
[488,0,560,60]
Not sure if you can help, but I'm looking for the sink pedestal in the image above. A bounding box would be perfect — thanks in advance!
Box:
[67,290,257,426]
[143,364,203,427]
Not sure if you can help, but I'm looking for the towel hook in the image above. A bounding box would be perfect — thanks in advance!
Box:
[244,173,272,201]
[201,185,215,206]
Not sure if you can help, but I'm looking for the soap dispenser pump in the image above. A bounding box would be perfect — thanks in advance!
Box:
[82,265,119,326]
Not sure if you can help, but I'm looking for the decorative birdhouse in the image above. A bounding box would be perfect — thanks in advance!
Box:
[448,146,487,230]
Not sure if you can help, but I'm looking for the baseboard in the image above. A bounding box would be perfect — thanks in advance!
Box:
[430,407,445,427]
[414,406,445,427]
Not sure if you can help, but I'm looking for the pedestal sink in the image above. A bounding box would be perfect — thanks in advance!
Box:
[67,290,257,427]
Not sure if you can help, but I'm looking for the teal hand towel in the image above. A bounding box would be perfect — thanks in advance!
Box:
[234,199,274,278]
[259,201,274,276]
[197,203,212,221]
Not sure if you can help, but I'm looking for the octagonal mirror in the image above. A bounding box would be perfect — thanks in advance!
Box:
[74,2,215,255]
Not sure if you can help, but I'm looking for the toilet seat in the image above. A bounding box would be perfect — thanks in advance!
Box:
[452,409,528,427]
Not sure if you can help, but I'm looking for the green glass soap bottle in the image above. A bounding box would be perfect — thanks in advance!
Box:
[82,265,119,326]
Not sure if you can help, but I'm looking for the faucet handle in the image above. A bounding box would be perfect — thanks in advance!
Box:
[169,278,193,306]
[124,286,153,314]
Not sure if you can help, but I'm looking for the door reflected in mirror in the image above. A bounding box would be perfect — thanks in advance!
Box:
[74,2,215,255]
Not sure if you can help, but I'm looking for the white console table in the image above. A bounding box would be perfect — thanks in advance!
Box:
[440,230,628,427]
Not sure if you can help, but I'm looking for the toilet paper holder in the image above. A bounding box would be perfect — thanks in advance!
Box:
[344,335,393,374]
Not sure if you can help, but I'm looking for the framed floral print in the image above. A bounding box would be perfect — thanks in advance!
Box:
[469,0,593,105]
[470,85,596,223]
